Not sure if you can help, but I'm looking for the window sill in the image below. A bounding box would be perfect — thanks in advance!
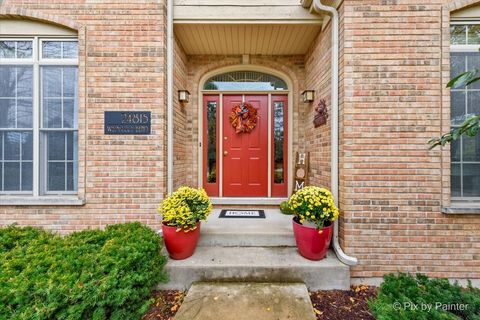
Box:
[0,196,85,206]
[442,203,480,215]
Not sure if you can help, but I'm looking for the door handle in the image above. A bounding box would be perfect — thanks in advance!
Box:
[223,151,228,156]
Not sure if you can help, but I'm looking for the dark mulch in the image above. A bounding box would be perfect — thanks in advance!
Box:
[309,285,378,320]
[142,290,185,320]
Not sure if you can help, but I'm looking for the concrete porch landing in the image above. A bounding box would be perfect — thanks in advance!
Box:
[160,209,350,291]
[174,282,316,320]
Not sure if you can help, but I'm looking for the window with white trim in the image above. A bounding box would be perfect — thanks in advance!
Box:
[450,23,480,199]
[0,38,78,195]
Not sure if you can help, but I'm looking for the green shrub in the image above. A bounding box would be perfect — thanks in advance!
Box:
[369,273,480,320]
[0,222,167,320]
[279,200,294,215]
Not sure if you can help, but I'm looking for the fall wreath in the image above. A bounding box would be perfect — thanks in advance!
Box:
[229,102,258,133]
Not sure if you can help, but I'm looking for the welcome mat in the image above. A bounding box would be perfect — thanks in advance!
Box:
[219,210,266,219]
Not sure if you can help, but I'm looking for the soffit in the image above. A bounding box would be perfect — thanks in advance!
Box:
[175,24,322,55]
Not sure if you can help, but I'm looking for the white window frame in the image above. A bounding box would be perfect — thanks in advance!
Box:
[450,21,480,201]
[0,36,78,196]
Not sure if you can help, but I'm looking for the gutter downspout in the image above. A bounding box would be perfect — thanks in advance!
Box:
[167,0,174,194]
[311,0,358,266]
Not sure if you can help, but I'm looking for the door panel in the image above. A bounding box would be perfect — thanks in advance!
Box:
[222,95,268,197]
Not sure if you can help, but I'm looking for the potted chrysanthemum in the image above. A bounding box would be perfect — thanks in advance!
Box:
[158,186,212,260]
[287,186,339,260]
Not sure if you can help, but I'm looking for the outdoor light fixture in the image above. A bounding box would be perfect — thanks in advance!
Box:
[301,90,315,103]
[178,90,190,103]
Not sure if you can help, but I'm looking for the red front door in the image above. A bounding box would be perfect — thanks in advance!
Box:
[222,95,268,197]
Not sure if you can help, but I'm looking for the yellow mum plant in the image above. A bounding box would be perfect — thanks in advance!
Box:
[158,186,212,232]
[287,186,339,229]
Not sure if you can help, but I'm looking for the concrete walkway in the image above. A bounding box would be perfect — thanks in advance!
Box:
[174,282,316,320]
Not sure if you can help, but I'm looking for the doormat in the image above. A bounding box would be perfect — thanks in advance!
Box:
[219,209,266,219]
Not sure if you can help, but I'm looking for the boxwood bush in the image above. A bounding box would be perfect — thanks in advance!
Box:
[369,273,480,320]
[0,222,167,320]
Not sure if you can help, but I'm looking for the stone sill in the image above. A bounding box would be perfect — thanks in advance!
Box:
[0,196,86,206]
[442,204,480,215]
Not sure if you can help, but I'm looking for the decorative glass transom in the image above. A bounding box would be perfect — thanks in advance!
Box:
[204,71,287,91]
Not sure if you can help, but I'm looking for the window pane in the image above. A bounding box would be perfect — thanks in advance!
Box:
[273,101,285,184]
[463,134,480,162]
[63,67,77,97]
[21,132,32,161]
[463,164,480,197]
[468,25,480,44]
[42,41,78,59]
[46,131,77,192]
[466,53,480,89]
[451,91,466,125]
[0,41,15,58]
[21,162,32,191]
[42,67,62,97]
[467,91,480,115]
[47,132,65,161]
[63,42,78,59]
[451,163,462,197]
[16,67,33,97]
[16,41,32,59]
[206,101,217,183]
[42,66,78,129]
[17,99,33,128]
[0,99,16,128]
[0,41,32,59]
[66,132,77,161]
[43,99,62,128]
[451,25,467,45]
[450,53,466,85]
[66,162,76,191]
[63,99,75,128]
[204,71,288,91]
[3,162,20,191]
[48,162,65,191]
[0,65,16,97]
[42,41,61,59]
[4,131,20,160]
[451,138,461,162]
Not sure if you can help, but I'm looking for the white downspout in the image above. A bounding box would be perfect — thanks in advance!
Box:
[311,0,358,266]
[167,0,174,194]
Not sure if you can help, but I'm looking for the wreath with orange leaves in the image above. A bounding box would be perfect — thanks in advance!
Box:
[229,102,258,134]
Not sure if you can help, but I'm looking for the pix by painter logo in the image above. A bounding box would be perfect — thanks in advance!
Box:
[393,301,469,312]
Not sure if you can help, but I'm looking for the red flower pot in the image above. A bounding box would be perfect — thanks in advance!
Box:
[292,218,333,261]
[162,222,201,260]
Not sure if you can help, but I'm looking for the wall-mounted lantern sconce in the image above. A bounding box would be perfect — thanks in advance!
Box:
[178,90,190,103]
[301,90,315,103]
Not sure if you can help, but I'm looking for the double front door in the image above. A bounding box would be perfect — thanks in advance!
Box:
[203,94,288,197]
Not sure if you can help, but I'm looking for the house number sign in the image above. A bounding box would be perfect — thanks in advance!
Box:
[104,111,151,135]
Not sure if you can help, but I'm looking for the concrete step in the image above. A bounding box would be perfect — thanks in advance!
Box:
[159,247,350,291]
[198,209,296,247]
[175,282,316,320]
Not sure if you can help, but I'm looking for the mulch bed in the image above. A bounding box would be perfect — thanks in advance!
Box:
[143,285,377,320]
[142,290,185,320]
[309,285,378,320]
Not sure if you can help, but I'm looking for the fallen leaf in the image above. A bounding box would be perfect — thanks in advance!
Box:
[314,308,323,315]
[213,296,219,301]
[349,297,355,303]
[170,304,178,312]
[267,307,271,311]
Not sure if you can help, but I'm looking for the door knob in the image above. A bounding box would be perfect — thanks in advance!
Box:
[223,151,228,156]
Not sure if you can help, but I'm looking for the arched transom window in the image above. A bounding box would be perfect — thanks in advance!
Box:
[204,71,288,91]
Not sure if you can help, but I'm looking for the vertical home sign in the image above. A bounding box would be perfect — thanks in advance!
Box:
[293,152,309,192]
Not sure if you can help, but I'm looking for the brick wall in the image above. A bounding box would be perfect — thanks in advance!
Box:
[339,0,480,281]
[304,20,334,189]
[173,35,189,189]
[0,0,167,232]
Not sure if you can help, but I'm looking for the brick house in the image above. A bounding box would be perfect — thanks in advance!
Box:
[0,0,479,289]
